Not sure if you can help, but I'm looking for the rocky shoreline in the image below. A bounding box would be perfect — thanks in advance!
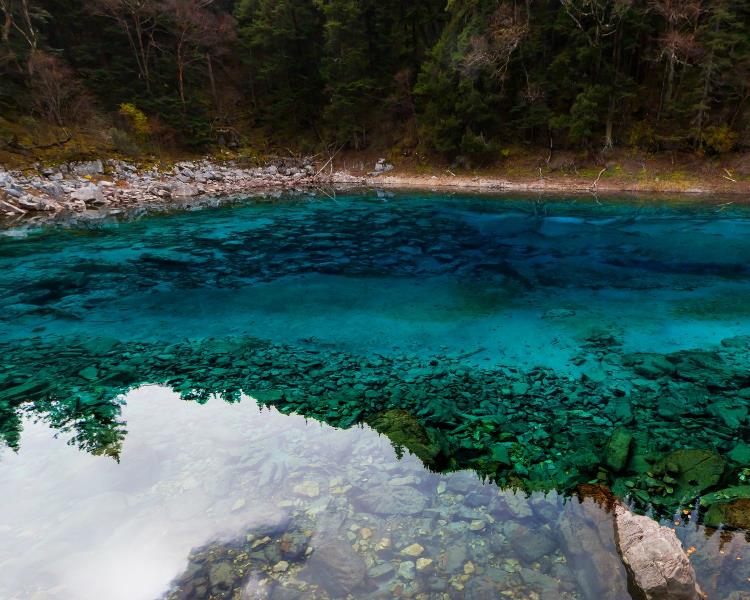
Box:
[0,157,363,222]
[2,155,748,227]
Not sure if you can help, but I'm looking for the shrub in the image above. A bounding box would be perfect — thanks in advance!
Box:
[118,103,151,138]
[702,124,738,154]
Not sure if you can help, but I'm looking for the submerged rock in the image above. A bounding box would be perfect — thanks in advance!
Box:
[355,485,428,515]
[614,504,702,600]
[653,448,725,500]
[302,539,366,597]
[703,498,750,530]
[509,524,557,563]
[605,428,632,472]
[701,486,750,529]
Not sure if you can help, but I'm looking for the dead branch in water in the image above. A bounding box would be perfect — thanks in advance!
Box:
[314,142,345,180]
[0,198,27,214]
[590,166,607,191]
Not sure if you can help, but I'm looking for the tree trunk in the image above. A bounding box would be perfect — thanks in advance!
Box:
[206,52,218,112]
[134,17,151,91]
[604,96,615,149]
[1,0,12,45]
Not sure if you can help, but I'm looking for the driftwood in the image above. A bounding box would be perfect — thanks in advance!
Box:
[590,166,607,191]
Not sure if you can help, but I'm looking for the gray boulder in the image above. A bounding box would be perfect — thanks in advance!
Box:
[71,183,104,204]
[614,504,702,600]
[71,159,104,176]
[169,182,199,197]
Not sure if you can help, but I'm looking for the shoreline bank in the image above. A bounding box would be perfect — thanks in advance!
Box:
[350,171,749,195]
[1,156,749,227]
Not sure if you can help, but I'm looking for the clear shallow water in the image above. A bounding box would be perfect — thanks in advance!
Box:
[2,386,748,600]
[2,192,750,598]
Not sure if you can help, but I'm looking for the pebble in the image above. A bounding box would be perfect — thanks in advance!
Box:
[293,481,320,498]
[398,561,415,580]
[401,543,424,557]
[272,561,289,572]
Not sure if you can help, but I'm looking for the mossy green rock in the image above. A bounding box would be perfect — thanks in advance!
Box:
[700,486,750,507]
[704,498,750,530]
[604,428,632,472]
[654,449,725,499]
[728,442,750,466]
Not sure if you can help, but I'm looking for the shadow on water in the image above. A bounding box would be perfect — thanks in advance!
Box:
[2,192,750,598]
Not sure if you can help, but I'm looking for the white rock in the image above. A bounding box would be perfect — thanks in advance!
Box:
[169,183,198,197]
[71,183,104,204]
[71,160,104,176]
[614,505,702,600]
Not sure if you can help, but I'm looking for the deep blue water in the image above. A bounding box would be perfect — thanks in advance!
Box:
[1,191,750,599]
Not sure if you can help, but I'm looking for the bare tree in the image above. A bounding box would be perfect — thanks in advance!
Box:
[462,4,528,85]
[27,52,79,125]
[160,0,235,108]
[0,0,43,74]
[649,0,702,118]
[87,0,158,90]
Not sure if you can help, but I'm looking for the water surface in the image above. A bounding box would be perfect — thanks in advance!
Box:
[2,191,750,598]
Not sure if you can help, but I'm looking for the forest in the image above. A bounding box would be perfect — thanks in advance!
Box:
[1,0,749,162]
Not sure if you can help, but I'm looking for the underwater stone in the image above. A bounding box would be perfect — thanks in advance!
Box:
[208,561,235,591]
[707,400,748,429]
[509,524,557,563]
[631,355,676,380]
[654,448,724,499]
[292,481,320,498]
[728,442,750,465]
[367,562,394,579]
[400,543,424,557]
[302,540,366,597]
[397,560,415,580]
[703,498,750,530]
[77,366,99,381]
[605,428,633,472]
[614,504,702,600]
[355,485,428,516]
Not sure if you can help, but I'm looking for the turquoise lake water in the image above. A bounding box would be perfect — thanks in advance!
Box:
[1,191,750,598]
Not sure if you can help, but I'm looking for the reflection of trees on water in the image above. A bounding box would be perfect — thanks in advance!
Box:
[1,334,749,521]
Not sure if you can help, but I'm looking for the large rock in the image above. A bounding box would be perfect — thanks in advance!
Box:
[614,505,702,600]
[302,539,366,597]
[70,159,104,176]
[509,523,557,563]
[653,448,724,500]
[71,183,104,204]
[169,182,199,197]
